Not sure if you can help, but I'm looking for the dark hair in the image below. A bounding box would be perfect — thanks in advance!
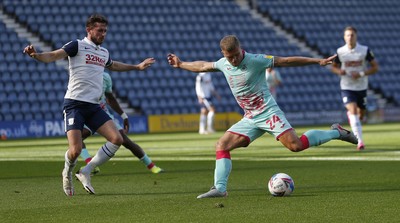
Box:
[86,14,108,28]
[344,26,357,34]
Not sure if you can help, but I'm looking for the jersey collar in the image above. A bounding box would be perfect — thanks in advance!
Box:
[83,37,101,49]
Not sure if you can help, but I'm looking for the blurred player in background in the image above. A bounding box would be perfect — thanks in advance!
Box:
[331,26,379,151]
[195,72,221,134]
[168,35,358,199]
[265,67,283,100]
[80,72,163,174]
[23,14,155,196]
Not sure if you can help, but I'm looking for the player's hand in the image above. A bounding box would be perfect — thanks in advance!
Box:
[338,69,347,76]
[23,45,36,57]
[138,58,155,70]
[167,53,181,68]
[350,71,362,79]
[123,118,130,133]
[319,54,337,66]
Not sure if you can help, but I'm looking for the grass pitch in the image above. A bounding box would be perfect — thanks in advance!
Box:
[0,123,399,222]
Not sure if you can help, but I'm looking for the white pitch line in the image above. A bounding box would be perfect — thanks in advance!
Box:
[1,156,400,161]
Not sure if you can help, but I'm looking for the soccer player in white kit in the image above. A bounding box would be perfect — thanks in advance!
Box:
[23,14,155,196]
[168,35,358,198]
[80,72,163,174]
[195,72,221,134]
[265,67,283,100]
[331,26,379,151]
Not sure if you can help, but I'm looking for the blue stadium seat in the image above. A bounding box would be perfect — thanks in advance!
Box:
[1,0,399,121]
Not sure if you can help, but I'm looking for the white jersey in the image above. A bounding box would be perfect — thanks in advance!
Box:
[195,72,215,98]
[265,69,282,89]
[335,43,375,91]
[62,37,113,104]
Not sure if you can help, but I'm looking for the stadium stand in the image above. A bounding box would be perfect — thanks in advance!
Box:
[257,0,400,106]
[0,0,399,122]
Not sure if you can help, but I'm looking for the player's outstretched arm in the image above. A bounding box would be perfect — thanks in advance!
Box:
[274,55,337,67]
[109,57,155,71]
[167,53,215,72]
[23,45,67,63]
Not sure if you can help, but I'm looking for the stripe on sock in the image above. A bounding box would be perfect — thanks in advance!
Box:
[147,163,155,169]
[300,135,310,150]
[102,144,114,158]
[216,150,231,160]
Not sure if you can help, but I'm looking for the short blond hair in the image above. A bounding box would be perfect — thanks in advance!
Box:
[220,35,240,51]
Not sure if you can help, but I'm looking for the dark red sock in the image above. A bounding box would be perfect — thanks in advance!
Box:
[216,150,231,160]
[85,157,92,164]
[147,163,155,169]
[300,135,310,150]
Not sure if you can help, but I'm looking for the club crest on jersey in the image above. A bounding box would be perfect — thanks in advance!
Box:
[240,64,247,71]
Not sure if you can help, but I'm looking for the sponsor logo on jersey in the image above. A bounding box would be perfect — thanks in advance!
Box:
[265,55,273,59]
[345,60,362,67]
[85,54,106,67]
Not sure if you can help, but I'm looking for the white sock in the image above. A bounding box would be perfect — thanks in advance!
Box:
[207,111,215,131]
[199,114,206,132]
[83,142,119,174]
[348,113,363,144]
[64,150,77,174]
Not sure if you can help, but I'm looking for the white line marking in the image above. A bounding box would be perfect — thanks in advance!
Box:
[1,156,399,161]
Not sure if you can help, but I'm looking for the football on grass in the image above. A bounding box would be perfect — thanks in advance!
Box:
[268,173,294,197]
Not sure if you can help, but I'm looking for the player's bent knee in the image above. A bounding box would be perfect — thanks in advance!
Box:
[215,143,226,151]
[109,134,123,146]
[286,142,304,152]
[215,140,231,151]
[288,147,302,152]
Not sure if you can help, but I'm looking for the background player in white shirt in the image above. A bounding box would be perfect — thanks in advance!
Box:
[195,72,221,134]
[331,26,379,150]
[24,14,155,196]
[265,67,283,100]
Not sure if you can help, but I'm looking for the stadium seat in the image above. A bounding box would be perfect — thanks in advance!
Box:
[1,0,400,121]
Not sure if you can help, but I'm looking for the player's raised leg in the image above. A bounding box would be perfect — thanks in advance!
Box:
[76,120,123,194]
[279,124,357,152]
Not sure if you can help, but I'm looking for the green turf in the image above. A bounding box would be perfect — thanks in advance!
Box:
[0,123,399,222]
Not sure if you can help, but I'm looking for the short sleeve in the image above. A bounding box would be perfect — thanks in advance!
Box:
[213,58,224,71]
[262,55,274,68]
[62,40,78,57]
[366,48,375,62]
[105,56,113,67]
